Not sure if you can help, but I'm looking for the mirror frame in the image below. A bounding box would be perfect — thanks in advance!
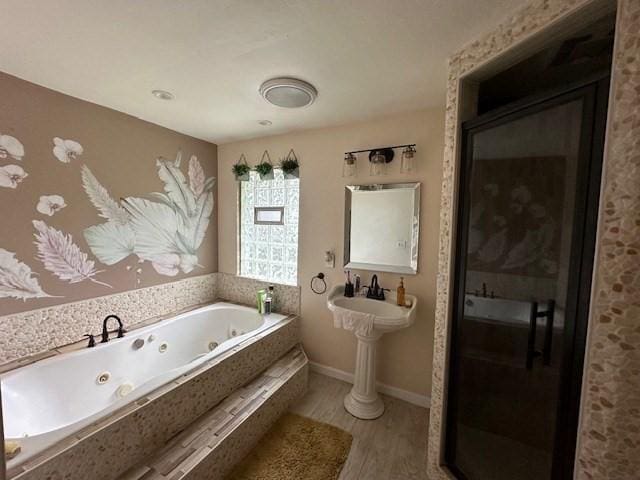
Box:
[344,182,421,274]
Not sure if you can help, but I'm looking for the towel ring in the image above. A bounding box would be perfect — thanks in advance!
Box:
[310,273,327,295]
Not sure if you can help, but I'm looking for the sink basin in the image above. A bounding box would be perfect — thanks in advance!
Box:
[328,285,417,332]
[327,284,418,419]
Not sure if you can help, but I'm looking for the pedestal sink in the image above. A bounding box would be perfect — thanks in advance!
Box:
[327,285,417,419]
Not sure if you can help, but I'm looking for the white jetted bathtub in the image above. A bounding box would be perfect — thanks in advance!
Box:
[1,302,286,466]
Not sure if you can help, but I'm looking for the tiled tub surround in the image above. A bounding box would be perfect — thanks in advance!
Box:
[0,273,217,365]
[7,314,300,480]
[0,272,300,367]
[121,346,308,480]
[427,0,640,479]
[217,272,301,316]
[3,303,288,467]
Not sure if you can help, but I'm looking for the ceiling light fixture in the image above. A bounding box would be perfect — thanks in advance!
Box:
[259,77,317,108]
[258,120,273,126]
[151,89,174,100]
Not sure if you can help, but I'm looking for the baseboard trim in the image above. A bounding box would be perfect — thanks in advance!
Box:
[309,361,431,408]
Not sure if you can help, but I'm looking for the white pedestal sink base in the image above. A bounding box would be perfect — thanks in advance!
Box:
[344,390,385,419]
[327,286,417,421]
[343,331,385,420]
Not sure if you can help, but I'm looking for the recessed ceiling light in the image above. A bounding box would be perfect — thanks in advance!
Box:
[259,77,317,108]
[151,89,174,100]
[258,120,273,126]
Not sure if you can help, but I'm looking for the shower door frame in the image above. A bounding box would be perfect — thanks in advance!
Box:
[444,74,610,480]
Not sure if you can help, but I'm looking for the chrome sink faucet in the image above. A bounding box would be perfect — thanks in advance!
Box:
[101,314,125,343]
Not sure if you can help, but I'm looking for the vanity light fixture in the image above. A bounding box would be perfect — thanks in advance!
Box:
[343,144,416,177]
[343,152,357,178]
[369,148,394,176]
[151,89,174,100]
[400,145,417,173]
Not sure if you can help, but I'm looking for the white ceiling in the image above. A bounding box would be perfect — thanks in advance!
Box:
[0,0,526,144]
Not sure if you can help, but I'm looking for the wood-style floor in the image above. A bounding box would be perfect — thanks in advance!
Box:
[289,372,430,480]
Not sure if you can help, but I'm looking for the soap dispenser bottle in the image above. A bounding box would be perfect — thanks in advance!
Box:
[264,285,274,315]
[397,277,406,306]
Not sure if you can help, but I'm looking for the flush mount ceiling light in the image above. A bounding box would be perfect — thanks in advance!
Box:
[258,120,273,126]
[259,77,317,108]
[151,89,174,100]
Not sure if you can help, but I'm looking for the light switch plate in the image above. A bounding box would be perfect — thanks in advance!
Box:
[324,250,335,268]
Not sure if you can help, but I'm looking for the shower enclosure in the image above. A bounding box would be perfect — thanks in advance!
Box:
[444,75,610,480]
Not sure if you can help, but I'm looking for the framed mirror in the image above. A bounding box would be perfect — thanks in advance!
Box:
[344,183,420,274]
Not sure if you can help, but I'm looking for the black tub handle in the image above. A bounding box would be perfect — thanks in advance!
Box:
[542,300,556,365]
[526,300,556,369]
[526,301,539,369]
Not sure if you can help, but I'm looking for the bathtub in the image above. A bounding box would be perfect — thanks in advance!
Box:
[463,295,564,328]
[1,302,286,466]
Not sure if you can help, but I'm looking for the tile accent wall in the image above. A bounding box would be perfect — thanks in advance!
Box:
[217,272,301,316]
[574,1,640,478]
[427,1,640,479]
[0,272,300,366]
[0,273,217,365]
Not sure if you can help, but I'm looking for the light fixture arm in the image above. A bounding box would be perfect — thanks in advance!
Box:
[345,143,416,156]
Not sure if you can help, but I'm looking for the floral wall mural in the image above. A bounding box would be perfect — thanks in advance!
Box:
[467,156,565,278]
[0,71,218,316]
[82,152,215,277]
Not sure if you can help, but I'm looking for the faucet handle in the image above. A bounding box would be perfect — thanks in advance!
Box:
[84,334,96,348]
[117,326,126,338]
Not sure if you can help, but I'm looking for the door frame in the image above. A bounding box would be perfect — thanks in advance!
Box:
[444,74,610,480]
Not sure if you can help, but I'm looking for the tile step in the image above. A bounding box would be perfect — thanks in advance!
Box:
[119,345,308,480]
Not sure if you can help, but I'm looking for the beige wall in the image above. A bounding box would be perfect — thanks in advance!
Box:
[218,109,444,396]
[0,72,218,317]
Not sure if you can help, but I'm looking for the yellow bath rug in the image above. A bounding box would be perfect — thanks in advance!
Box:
[227,412,353,480]
[4,440,21,460]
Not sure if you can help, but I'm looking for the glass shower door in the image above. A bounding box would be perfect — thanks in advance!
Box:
[445,80,607,480]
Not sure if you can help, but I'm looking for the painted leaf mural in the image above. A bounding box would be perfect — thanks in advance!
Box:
[121,197,185,257]
[83,221,135,265]
[33,220,112,287]
[0,248,52,300]
[156,154,197,216]
[81,165,130,225]
[188,155,206,197]
[83,152,215,277]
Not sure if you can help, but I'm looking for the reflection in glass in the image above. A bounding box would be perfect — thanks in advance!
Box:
[447,99,587,480]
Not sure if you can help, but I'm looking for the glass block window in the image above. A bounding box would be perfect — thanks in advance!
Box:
[239,170,299,285]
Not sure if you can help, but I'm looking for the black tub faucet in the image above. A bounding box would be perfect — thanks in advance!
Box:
[84,334,96,348]
[101,314,125,343]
